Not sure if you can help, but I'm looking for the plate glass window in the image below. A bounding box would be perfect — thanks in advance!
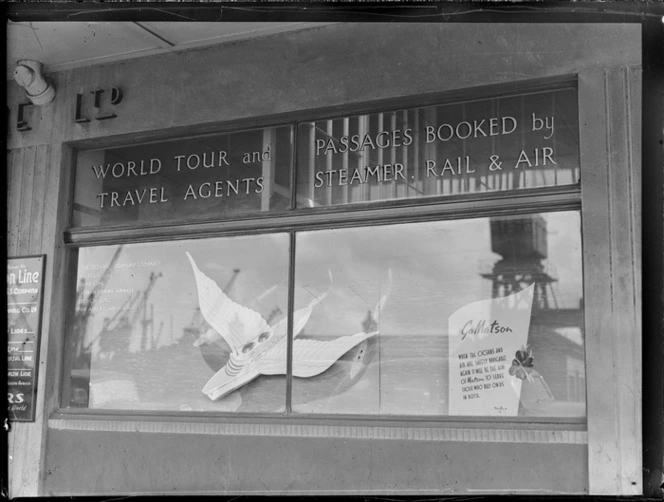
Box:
[68,234,290,412]
[291,211,585,417]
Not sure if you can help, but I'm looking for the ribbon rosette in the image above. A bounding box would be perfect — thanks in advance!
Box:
[508,345,534,382]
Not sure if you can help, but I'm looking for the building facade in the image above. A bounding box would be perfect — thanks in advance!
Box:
[6,21,659,497]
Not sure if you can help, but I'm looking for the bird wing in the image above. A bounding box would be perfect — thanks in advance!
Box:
[371,268,392,323]
[273,275,332,342]
[186,252,269,354]
[253,290,328,374]
[258,331,378,377]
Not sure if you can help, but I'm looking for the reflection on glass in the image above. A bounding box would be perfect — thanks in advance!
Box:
[297,88,579,207]
[72,126,293,227]
[68,233,289,412]
[291,211,585,417]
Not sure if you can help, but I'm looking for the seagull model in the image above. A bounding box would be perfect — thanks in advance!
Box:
[186,252,391,401]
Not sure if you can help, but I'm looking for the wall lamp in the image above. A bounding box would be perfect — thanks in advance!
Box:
[13,59,56,106]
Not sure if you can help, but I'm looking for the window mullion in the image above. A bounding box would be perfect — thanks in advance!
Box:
[285,230,297,415]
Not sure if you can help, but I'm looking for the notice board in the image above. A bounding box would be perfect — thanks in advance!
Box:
[7,255,45,422]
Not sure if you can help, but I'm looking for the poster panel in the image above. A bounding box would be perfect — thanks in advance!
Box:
[448,284,534,416]
[7,255,46,422]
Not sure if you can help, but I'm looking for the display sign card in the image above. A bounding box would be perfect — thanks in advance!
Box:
[448,284,534,416]
[7,255,45,421]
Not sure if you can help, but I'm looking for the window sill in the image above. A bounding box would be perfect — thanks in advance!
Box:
[49,412,587,444]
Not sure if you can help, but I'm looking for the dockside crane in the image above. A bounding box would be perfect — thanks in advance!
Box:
[72,246,123,369]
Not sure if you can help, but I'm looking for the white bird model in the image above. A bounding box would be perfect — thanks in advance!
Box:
[186,252,391,401]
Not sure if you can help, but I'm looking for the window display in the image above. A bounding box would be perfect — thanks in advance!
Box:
[67,211,584,418]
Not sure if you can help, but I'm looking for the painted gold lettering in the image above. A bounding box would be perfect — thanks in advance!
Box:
[360,134,376,151]
[202,153,214,168]
[349,169,363,184]
[134,189,146,204]
[242,178,254,194]
[350,134,361,152]
[316,139,326,156]
[391,130,402,148]
[473,119,487,137]
[184,184,196,200]
[376,131,390,148]
[314,171,325,188]
[174,155,186,172]
[426,160,437,177]
[214,181,224,197]
[515,149,532,168]
[92,164,110,179]
[338,136,349,154]
[227,179,239,196]
[437,124,454,141]
[187,154,200,170]
[112,163,125,178]
[324,170,336,187]
[149,188,159,203]
[402,128,413,146]
[502,116,517,134]
[543,147,556,165]
[489,117,499,136]
[426,126,436,143]
[456,121,472,140]
[394,163,406,180]
[198,183,211,198]
[219,151,230,166]
[150,158,161,174]
[123,191,135,205]
[96,192,108,208]
[127,161,138,177]
[365,166,380,181]
[441,159,455,175]
[382,164,393,181]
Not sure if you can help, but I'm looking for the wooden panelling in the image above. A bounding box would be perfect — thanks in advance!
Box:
[17,146,36,254]
[579,66,642,494]
[42,429,588,496]
[29,145,49,252]
[7,144,72,498]
[8,148,24,257]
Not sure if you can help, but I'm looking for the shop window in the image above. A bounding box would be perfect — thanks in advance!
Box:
[64,80,585,420]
